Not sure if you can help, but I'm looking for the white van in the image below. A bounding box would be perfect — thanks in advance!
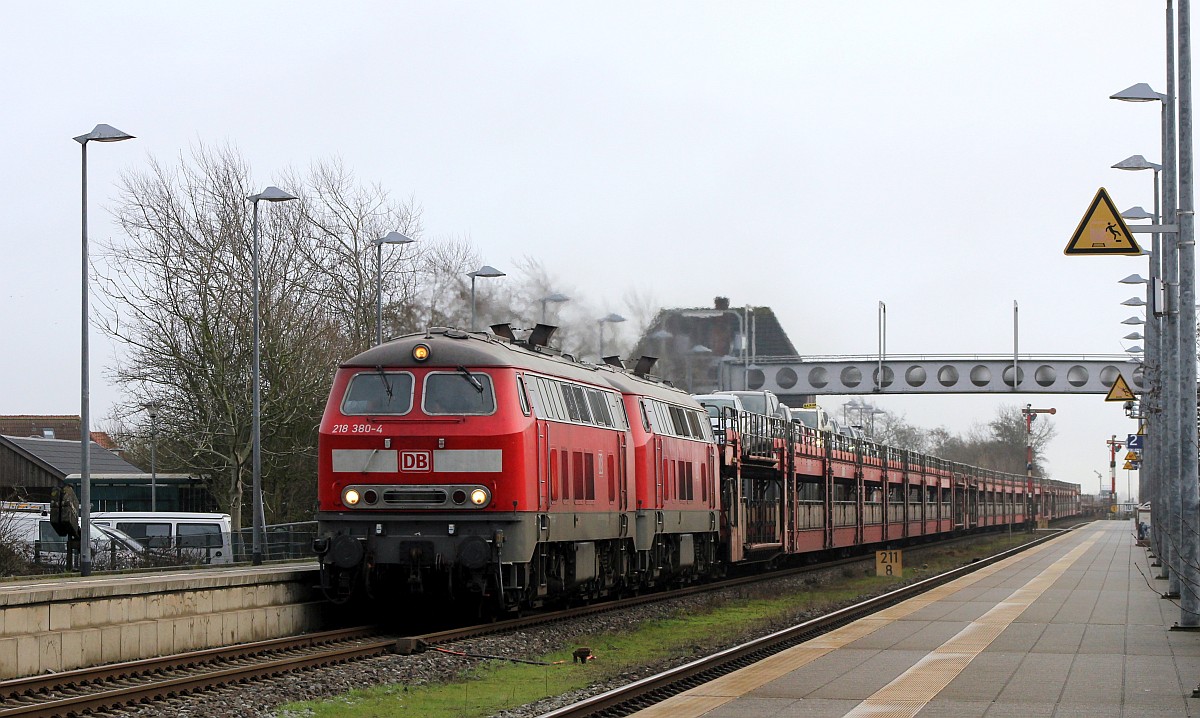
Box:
[91,512,234,565]
[790,403,832,432]
[0,501,146,570]
[714,390,789,420]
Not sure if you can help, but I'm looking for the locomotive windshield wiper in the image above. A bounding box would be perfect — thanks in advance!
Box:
[375,365,393,398]
[456,365,484,393]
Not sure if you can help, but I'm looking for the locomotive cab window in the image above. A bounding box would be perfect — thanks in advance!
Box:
[341,371,414,415]
[423,371,496,415]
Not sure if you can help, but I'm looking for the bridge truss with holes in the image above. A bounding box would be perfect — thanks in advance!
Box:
[717,355,1143,399]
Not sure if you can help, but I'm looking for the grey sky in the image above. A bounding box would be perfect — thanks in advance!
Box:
[1,3,1170,497]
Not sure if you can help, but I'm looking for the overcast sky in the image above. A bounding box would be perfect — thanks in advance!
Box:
[0,3,1176,499]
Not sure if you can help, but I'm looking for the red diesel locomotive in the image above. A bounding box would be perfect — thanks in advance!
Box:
[313,325,1079,609]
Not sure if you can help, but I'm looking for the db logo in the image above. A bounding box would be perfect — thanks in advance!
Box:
[400,450,432,472]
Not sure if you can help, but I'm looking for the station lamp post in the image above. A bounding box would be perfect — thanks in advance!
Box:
[686,344,712,392]
[74,123,135,576]
[374,231,416,345]
[468,265,505,331]
[147,402,160,511]
[597,313,626,358]
[539,292,570,324]
[681,308,749,389]
[249,186,298,565]
[1021,405,1055,528]
[1111,74,1185,603]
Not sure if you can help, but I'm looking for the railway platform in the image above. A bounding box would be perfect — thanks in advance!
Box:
[0,562,320,680]
[635,520,1200,717]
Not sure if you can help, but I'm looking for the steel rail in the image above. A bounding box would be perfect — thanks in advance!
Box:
[0,627,386,718]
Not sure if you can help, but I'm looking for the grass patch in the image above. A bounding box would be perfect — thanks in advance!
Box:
[279,532,1039,718]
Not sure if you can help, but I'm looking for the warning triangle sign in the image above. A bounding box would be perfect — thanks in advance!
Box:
[1105,373,1137,402]
[1064,187,1142,255]
[1123,461,1136,470]
[1124,450,1140,461]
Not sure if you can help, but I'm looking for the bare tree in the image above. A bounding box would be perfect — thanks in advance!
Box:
[96,144,342,528]
[285,160,424,353]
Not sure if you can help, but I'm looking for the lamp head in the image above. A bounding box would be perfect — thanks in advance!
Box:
[1110,82,1166,102]
[1119,273,1148,284]
[249,186,297,203]
[1111,155,1161,171]
[540,292,570,303]
[599,313,626,324]
[468,264,505,279]
[74,124,135,144]
[375,231,416,246]
[1121,206,1154,221]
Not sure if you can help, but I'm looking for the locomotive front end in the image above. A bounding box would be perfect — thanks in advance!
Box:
[314,331,536,607]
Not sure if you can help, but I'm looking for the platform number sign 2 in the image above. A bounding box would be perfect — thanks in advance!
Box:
[876,550,902,578]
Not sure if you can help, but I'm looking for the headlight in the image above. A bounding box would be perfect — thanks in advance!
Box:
[470,488,489,506]
[344,489,361,506]
[412,344,431,362]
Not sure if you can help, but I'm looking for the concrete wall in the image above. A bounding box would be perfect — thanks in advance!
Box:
[0,563,323,680]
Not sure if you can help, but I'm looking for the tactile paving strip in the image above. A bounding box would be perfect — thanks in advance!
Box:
[843,535,1097,717]
[633,528,1095,718]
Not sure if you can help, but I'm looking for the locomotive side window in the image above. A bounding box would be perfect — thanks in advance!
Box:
[686,410,705,439]
[559,383,581,422]
[341,371,414,415]
[586,389,613,427]
[569,385,593,424]
[668,406,690,437]
[516,376,531,416]
[423,372,496,415]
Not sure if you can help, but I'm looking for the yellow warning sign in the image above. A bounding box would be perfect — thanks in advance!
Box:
[1105,373,1137,402]
[1123,461,1136,470]
[1064,187,1142,255]
[1124,450,1140,461]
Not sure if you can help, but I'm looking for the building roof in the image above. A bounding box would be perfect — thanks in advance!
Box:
[0,416,119,450]
[0,435,143,479]
[628,300,798,393]
[0,415,83,441]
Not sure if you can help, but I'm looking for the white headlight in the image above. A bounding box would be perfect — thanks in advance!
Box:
[470,488,489,506]
[344,489,361,506]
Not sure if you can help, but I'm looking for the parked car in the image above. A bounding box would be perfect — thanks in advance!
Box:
[790,403,832,432]
[92,511,234,565]
[0,501,146,570]
[693,393,746,435]
[714,390,789,420]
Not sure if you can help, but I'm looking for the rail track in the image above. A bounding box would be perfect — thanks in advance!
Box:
[0,627,390,718]
[0,529,1062,717]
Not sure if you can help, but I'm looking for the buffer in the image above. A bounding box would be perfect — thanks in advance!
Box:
[1064,187,1142,255]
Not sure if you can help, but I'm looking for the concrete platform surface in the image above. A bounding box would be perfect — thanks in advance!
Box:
[635,522,1200,718]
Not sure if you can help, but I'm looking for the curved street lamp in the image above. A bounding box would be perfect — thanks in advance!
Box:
[597,312,626,358]
[248,186,298,565]
[468,265,505,331]
[374,231,416,345]
[74,124,135,576]
[539,292,570,324]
